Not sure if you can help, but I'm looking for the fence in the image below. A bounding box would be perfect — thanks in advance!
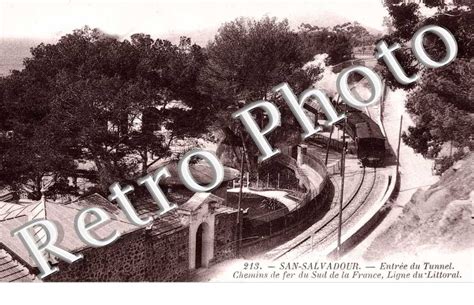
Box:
[241,179,332,257]
[240,149,332,255]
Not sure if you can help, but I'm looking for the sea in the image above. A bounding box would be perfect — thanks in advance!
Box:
[0,38,42,76]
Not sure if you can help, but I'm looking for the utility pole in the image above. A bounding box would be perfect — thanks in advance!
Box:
[325,125,334,166]
[336,117,347,258]
[236,146,245,256]
[380,83,386,122]
[325,96,339,166]
[396,115,403,175]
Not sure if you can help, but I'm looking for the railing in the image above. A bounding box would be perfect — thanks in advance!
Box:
[275,154,312,193]
[302,153,328,181]
[238,146,333,254]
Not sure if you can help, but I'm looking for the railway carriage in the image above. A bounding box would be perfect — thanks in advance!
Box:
[344,109,386,166]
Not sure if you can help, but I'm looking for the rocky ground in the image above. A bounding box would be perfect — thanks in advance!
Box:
[364,153,473,260]
[347,87,472,269]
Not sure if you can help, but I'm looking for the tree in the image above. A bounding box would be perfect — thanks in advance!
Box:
[199,17,322,169]
[299,23,353,66]
[333,22,380,48]
[380,1,473,166]
[379,0,473,90]
[0,68,80,199]
[0,27,211,197]
[402,59,474,157]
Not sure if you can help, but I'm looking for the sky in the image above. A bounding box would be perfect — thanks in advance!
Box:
[0,0,389,44]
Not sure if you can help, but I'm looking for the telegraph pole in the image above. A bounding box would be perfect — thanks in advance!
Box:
[325,96,340,166]
[236,146,246,256]
[336,117,347,258]
[396,115,403,175]
[325,125,334,166]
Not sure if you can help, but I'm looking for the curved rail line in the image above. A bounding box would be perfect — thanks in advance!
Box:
[292,167,377,259]
[271,166,376,260]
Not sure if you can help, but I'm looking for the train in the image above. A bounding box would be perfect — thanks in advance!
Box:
[302,97,387,166]
[342,109,386,166]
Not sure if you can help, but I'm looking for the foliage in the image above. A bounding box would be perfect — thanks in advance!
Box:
[0,16,383,197]
[380,1,473,162]
[260,198,281,211]
[299,21,380,66]
[299,24,351,66]
[200,17,322,169]
[0,27,210,197]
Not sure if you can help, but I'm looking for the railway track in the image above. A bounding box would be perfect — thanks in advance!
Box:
[270,166,378,260]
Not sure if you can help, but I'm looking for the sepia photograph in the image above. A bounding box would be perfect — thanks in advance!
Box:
[0,0,472,294]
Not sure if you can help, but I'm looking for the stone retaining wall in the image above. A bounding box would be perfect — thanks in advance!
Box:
[46,208,238,282]
[47,227,190,282]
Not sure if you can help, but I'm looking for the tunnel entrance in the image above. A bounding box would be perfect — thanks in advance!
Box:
[195,223,204,269]
[194,222,211,269]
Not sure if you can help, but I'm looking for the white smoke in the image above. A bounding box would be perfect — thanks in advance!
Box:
[303,53,339,98]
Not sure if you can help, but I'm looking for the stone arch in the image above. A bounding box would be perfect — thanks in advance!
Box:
[189,219,215,270]
[178,193,223,270]
[195,221,212,269]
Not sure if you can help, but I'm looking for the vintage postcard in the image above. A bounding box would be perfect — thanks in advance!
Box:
[0,0,472,288]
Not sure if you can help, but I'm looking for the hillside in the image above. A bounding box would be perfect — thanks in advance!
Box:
[364,153,474,260]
